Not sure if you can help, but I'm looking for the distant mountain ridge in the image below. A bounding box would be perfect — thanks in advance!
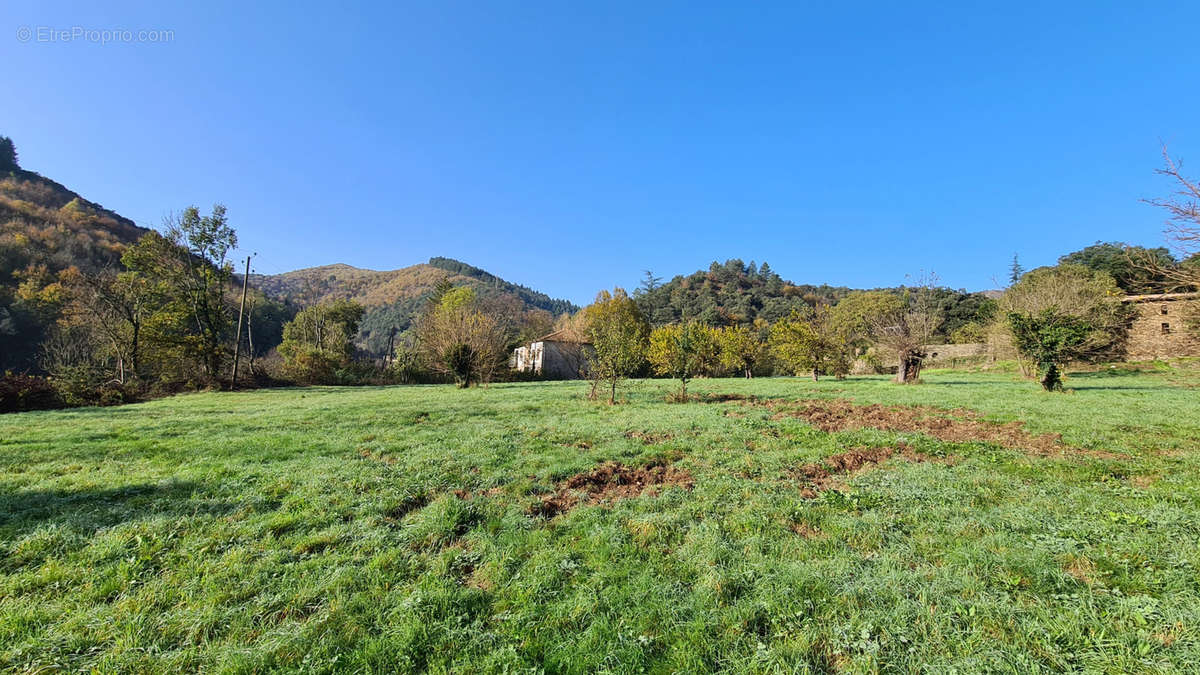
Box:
[252,257,579,355]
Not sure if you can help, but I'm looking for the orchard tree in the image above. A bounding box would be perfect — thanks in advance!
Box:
[583,288,649,404]
[717,322,767,378]
[647,321,719,400]
[769,307,851,381]
[836,280,941,384]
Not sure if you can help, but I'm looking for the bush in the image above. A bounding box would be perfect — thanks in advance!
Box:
[0,373,64,413]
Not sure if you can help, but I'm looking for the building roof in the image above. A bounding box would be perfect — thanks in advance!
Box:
[1121,291,1200,302]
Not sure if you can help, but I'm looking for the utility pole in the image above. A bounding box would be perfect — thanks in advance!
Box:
[231,254,252,389]
[386,326,397,367]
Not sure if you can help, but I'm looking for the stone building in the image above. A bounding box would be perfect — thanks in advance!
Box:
[1122,292,1200,360]
[511,329,592,379]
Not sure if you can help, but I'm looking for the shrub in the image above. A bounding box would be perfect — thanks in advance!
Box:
[0,373,64,413]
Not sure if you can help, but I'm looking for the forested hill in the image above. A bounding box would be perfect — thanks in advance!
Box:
[1,137,153,370]
[633,260,856,325]
[634,259,997,340]
[252,258,578,355]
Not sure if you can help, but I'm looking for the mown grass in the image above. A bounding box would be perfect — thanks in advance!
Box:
[2,365,1199,672]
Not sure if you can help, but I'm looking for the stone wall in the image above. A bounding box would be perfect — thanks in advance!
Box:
[1125,297,1200,360]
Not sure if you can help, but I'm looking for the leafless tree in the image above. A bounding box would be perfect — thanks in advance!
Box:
[869,273,942,384]
[1137,147,1200,291]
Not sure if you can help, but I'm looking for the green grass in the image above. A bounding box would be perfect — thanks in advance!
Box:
[2,366,1200,673]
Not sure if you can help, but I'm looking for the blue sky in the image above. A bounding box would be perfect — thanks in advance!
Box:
[4,1,1198,305]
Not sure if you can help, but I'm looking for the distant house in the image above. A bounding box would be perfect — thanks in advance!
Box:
[1122,292,1200,360]
[511,329,592,379]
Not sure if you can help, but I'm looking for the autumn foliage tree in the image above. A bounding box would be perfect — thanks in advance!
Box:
[582,288,649,404]
[769,306,851,381]
[121,205,237,382]
[717,322,767,378]
[647,321,719,401]
[416,285,510,388]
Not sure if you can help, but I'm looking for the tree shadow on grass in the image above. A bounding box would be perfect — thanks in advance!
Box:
[0,481,239,537]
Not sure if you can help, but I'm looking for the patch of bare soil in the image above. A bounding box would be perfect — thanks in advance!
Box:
[531,460,694,517]
[788,521,825,538]
[701,393,758,404]
[452,487,503,500]
[359,448,397,464]
[766,398,1113,457]
[624,430,674,445]
[790,443,941,498]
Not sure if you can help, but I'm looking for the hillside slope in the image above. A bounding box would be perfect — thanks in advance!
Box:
[252,258,578,355]
[1,139,152,370]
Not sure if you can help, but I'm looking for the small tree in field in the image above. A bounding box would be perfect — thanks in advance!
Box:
[718,323,766,378]
[583,289,649,404]
[999,264,1129,376]
[416,286,510,388]
[866,276,942,384]
[1007,310,1093,391]
[647,322,719,401]
[769,307,850,381]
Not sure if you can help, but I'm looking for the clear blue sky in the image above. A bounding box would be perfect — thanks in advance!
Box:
[5,1,1197,305]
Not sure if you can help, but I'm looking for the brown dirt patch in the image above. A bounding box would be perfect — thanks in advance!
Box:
[701,393,758,403]
[624,430,674,445]
[359,448,397,464]
[1064,555,1100,586]
[788,522,825,538]
[766,398,1111,457]
[531,460,694,517]
[453,486,503,500]
[790,443,941,498]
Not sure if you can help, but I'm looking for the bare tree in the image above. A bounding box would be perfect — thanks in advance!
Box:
[1137,147,1200,291]
[869,273,942,384]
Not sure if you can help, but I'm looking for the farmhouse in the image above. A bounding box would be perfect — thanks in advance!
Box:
[511,329,592,379]
[1122,292,1200,360]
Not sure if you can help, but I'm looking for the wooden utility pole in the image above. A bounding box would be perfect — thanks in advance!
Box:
[231,255,252,389]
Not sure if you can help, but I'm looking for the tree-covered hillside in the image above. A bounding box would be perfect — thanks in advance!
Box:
[634,259,995,342]
[0,137,152,371]
[252,258,578,356]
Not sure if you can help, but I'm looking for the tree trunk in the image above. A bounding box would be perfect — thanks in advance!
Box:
[130,322,140,379]
[745,366,752,379]
[1041,363,1063,391]
[609,379,617,405]
[811,367,819,382]
[896,350,924,384]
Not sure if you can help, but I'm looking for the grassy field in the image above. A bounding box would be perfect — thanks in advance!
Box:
[3,365,1200,673]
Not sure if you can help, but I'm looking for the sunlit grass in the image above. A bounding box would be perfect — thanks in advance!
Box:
[2,365,1199,672]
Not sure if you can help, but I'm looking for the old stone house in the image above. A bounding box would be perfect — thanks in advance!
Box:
[511,329,592,379]
[1122,292,1200,360]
